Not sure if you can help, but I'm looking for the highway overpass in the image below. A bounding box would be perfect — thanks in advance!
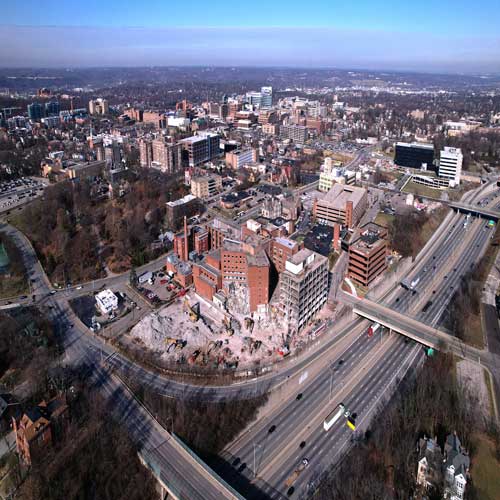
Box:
[352,297,486,363]
[450,201,500,220]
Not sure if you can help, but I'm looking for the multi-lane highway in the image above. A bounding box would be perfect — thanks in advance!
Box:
[223,184,500,499]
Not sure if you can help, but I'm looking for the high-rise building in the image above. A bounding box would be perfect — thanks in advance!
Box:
[260,86,273,108]
[280,124,308,144]
[438,147,463,186]
[394,142,435,170]
[104,143,121,166]
[179,132,220,167]
[88,98,109,115]
[279,249,329,333]
[27,103,44,121]
[347,223,388,287]
[270,237,301,273]
[151,138,181,173]
[44,101,60,116]
[139,138,153,168]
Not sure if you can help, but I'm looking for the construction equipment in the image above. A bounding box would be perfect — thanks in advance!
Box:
[207,340,223,355]
[184,297,200,322]
[188,349,201,364]
[244,317,255,333]
[165,337,186,353]
[223,315,234,336]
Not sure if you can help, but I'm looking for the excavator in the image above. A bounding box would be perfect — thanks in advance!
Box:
[223,315,234,336]
[244,317,255,333]
[165,337,186,353]
[183,297,200,322]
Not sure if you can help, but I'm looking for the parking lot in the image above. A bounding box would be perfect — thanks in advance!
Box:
[0,177,47,213]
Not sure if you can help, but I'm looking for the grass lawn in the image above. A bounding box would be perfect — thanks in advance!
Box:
[462,312,484,349]
[401,180,444,199]
[374,212,395,228]
[472,433,500,500]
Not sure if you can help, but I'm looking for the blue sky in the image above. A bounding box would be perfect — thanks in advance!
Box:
[1,0,499,72]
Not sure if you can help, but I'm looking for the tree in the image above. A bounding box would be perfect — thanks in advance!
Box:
[129,267,138,287]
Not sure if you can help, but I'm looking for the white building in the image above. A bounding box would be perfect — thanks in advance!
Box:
[439,147,463,186]
[319,157,356,192]
[95,289,118,315]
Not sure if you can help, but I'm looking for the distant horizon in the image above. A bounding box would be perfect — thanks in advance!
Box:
[1,63,499,79]
[2,1,500,73]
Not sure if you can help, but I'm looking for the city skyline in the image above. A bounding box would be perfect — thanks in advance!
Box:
[1,0,500,73]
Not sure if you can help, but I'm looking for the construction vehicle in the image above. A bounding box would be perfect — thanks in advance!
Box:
[285,459,309,488]
[165,337,186,353]
[188,349,201,364]
[244,317,254,333]
[207,340,223,355]
[184,297,200,322]
[223,315,234,336]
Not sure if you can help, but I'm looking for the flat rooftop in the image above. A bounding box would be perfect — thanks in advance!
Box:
[166,194,197,207]
[319,183,366,209]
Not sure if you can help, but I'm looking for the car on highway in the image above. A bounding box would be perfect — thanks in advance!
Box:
[299,441,306,448]
[50,290,57,295]
[19,295,27,299]
[296,393,303,401]
[268,425,276,433]
[76,285,83,290]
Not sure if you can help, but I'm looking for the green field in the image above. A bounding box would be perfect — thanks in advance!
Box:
[401,180,444,199]
[374,212,395,228]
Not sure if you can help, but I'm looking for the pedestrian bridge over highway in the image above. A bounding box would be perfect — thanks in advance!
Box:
[352,298,485,363]
[450,201,500,221]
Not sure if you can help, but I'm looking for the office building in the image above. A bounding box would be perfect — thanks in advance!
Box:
[27,103,44,121]
[260,86,273,108]
[166,194,200,230]
[438,147,463,186]
[348,222,388,287]
[225,148,256,169]
[88,98,109,115]
[394,142,435,170]
[319,157,355,192]
[280,124,308,144]
[279,249,329,333]
[179,132,220,167]
[190,174,223,198]
[313,184,367,228]
[44,101,60,116]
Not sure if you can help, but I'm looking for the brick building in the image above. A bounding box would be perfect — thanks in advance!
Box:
[313,184,367,228]
[13,395,69,465]
[270,237,301,273]
[347,222,388,287]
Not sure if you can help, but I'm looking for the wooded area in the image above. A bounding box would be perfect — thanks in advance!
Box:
[388,207,447,258]
[16,389,156,500]
[14,169,187,283]
[131,381,267,459]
